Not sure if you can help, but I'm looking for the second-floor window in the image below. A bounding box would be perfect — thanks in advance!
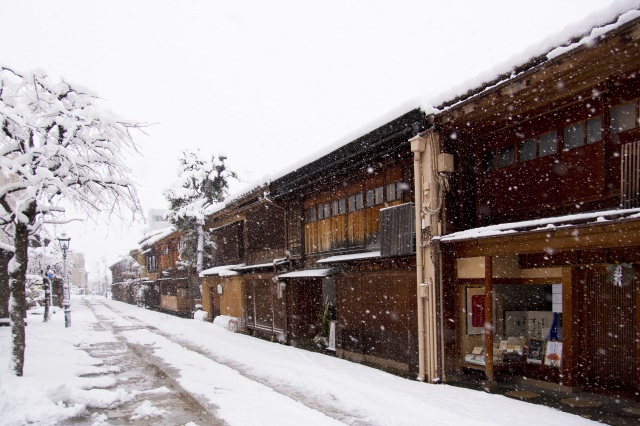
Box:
[146,254,157,272]
[304,178,408,253]
[348,193,364,211]
[610,99,639,134]
[563,116,602,150]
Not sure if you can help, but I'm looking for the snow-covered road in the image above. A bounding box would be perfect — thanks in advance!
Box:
[1,296,599,425]
[86,299,344,425]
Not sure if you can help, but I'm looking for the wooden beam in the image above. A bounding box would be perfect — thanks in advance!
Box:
[446,219,640,258]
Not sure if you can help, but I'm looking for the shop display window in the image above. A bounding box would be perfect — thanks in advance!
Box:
[462,283,562,369]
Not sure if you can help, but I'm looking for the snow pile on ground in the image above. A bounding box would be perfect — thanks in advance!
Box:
[212,314,240,331]
[193,308,208,321]
[130,400,170,420]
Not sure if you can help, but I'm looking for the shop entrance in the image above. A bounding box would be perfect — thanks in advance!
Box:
[582,269,637,395]
[209,286,220,320]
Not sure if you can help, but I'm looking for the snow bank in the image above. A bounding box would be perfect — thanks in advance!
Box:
[213,315,241,332]
[193,309,209,321]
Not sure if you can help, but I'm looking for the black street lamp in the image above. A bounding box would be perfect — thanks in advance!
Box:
[57,232,71,328]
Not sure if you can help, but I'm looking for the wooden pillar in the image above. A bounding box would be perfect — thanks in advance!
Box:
[561,267,574,387]
[635,269,640,392]
[484,256,494,382]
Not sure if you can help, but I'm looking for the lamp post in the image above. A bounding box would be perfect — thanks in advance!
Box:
[57,232,71,328]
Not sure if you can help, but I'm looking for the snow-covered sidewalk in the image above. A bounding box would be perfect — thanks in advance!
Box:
[1,296,597,425]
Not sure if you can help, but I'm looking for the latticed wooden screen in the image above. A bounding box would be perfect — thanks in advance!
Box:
[621,141,640,208]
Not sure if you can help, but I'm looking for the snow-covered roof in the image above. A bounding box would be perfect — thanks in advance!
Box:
[199,264,245,277]
[429,4,640,110]
[267,4,640,191]
[197,4,640,238]
[137,226,176,248]
[267,101,431,184]
[317,251,381,264]
[439,207,640,243]
[277,268,336,278]
[154,277,188,282]
[205,182,268,218]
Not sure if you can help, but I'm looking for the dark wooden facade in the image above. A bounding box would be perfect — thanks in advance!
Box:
[138,229,194,318]
[331,259,417,373]
[431,15,640,398]
[202,187,289,336]
[270,109,423,374]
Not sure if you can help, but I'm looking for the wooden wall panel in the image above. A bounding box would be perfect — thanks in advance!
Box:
[336,269,417,366]
[365,206,382,246]
[246,203,285,261]
[286,278,323,341]
[245,275,285,333]
[330,215,347,250]
[304,222,318,253]
[348,210,365,247]
[212,221,244,265]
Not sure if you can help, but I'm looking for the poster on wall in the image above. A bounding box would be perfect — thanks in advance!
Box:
[544,341,562,368]
[526,338,545,364]
[466,287,485,335]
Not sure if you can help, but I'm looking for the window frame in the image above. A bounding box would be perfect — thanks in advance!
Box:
[610,100,639,134]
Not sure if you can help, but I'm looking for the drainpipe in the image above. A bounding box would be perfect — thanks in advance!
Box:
[410,129,444,383]
[410,135,427,382]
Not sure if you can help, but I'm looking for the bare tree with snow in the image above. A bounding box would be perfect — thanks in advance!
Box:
[0,66,143,376]
[163,150,236,311]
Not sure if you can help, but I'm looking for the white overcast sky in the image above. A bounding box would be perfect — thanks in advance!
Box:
[1,0,634,281]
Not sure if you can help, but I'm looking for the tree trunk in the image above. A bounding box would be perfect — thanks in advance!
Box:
[0,250,13,326]
[43,276,50,322]
[10,201,35,376]
[196,223,204,275]
[190,224,205,314]
[0,248,11,326]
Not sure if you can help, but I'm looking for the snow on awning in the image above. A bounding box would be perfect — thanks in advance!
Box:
[235,259,289,271]
[439,207,640,242]
[200,264,245,277]
[277,268,336,279]
[317,251,381,264]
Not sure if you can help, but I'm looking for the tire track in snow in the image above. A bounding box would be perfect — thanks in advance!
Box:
[89,299,354,425]
[81,299,226,426]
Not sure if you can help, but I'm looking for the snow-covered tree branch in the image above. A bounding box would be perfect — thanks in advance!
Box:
[163,150,237,311]
[0,66,144,376]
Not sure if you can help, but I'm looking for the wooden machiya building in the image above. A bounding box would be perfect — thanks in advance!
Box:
[200,184,287,336]
[139,228,195,318]
[269,109,425,374]
[414,11,640,398]
[109,256,144,305]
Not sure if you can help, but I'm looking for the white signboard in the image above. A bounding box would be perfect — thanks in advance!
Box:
[327,320,337,351]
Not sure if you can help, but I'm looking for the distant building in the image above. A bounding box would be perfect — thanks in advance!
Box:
[68,252,88,293]
[148,209,171,231]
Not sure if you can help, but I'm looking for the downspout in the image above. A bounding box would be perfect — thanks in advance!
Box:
[410,128,446,383]
[410,136,427,382]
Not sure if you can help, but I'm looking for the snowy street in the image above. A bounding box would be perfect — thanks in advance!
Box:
[0,296,599,426]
